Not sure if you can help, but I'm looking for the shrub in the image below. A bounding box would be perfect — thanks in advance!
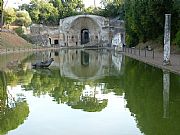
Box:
[14,27,32,43]
[174,31,180,48]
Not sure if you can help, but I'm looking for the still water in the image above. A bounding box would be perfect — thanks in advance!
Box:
[0,49,180,135]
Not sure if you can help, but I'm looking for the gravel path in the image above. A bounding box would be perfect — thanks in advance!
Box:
[122,48,180,75]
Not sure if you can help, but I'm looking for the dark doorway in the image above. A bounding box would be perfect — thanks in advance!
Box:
[49,38,51,44]
[81,29,89,44]
[54,40,59,44]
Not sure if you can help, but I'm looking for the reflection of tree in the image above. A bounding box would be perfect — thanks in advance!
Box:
[0,71,29,135]
[25,68,109,112]
[51,79,83,104]
[6,69,34,87]
[101,76,124,95]
[0,102,29,135]
[71,97,108,112]
[0,71,7,119]
[121,57,180,135]
[24,69,84,103]
[6,71,18,86]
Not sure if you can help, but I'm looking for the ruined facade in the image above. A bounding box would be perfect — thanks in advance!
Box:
[55,14,110,47]
[30,15,125,47]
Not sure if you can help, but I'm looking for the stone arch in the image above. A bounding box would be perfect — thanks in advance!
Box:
[59,15,112,47]
[68,16,101,45]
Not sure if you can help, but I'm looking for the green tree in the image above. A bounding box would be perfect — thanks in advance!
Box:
[3,7,16,25]
[49,0,64,19]
[99,0,124,17]
[15,10,32,26]
[124,0,179,46]
[19,0,85,24]
[38,2,59,25]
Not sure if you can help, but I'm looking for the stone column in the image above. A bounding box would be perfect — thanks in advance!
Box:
[98,31,101,43]
[78,34,80,45]
[163,70,170,118]
[66,32,69,46]
[163,14,171,65]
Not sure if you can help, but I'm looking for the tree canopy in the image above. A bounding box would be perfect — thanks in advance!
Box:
[2,0,180,47]
[124,0,180,47]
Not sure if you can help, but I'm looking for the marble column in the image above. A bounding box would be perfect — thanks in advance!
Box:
[163,70,170,118]
[163,14,171,65]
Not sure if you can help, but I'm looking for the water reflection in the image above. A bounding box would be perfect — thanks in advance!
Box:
[0,50,180,135]
[55,49,117,80]
[122,58,180,135]
[0,71,29,135]
[81,51,89,66]
[163,70,170,118]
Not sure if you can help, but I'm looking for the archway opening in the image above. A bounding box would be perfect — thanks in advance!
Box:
[54,39,59,44]
[49,38,51,44]
[81,29,89,44]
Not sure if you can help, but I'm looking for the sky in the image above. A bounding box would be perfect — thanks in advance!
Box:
[5,0,101,8]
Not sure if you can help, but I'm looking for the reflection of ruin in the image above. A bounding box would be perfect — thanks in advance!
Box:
[55,49,110,80]
[51,49,124,81]
[71,84,108,112]
[82,84,108,101]
[112,53,124,73]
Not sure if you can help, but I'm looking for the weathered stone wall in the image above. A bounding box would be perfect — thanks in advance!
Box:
[30,24,58,46]
[29,15,125,47]
[59,15,110,47]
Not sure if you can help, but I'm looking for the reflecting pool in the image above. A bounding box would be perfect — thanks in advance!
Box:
[0,49,180,135]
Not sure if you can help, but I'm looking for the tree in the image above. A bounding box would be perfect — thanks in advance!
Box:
[0,0,3,28]
[15,10,32,26]
[124,0,179,46]
[20,0,59,25]
[39,2,59,25]
[3,7,16,25]
[99,0,124,17]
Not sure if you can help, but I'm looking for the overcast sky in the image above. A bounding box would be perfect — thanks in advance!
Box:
[5,0,101,8]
